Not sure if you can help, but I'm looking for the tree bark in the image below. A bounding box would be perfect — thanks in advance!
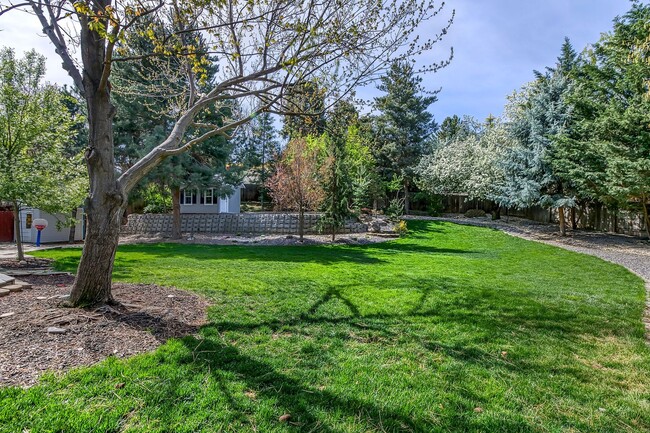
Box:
[298,206,305,241]
[13,202,24,261]
[171,186,182,239]
[403,181,410,214]
[491,206,501,220]
[558,207,566,236]
[570,207,577,230]
[68,19,126,306]
[68,209,77,244]
[642,194,650,240]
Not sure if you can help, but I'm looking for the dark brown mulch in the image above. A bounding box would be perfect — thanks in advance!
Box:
[0,274,210,388]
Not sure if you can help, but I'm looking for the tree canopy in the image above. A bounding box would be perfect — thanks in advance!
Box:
[0,0,454,305]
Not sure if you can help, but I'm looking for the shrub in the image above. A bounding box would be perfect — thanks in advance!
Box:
[465,208,486,218]
[385,198,404,221]
[394,220,408,237]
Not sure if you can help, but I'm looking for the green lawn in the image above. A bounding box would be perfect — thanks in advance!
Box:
[2,221,649,432]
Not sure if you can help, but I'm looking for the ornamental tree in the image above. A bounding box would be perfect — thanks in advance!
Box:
[0,48,87,260]
[416,117,513,206]
[496,61,575,235]
[0,0,453,305]
[266,138,324,241]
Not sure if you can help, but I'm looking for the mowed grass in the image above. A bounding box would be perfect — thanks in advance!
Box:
[2,221,649,432]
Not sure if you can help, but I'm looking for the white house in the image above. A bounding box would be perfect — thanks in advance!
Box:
[180,187,242,214]
[18,208,84,244]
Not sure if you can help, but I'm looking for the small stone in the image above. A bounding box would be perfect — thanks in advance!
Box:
[278,414,291,422]
[473,407,483,413]
[36,296,47,300]
[0,312,15,318]
[14,280,32,289]
[47,327,67,334]
[167,295,175,298]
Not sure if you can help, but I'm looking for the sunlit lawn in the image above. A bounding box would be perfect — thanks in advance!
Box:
[1,221,649,432]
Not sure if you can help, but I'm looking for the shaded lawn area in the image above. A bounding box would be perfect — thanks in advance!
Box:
[2,221,649,432]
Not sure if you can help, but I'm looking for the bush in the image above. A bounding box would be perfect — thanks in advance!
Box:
[394,220,408,237]
[385,198,404,221]
[465,208,486,218]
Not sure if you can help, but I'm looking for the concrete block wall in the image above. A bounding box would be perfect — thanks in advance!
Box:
[122,213,367,236]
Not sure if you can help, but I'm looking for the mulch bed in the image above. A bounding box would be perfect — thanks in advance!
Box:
[0,274,209,388]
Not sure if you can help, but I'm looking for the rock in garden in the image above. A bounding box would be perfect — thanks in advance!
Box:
[0,312,15,318]
[47,327,67,334]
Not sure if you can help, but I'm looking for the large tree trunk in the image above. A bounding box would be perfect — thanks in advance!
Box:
[68,23,126,306]
[13,202,24,261]
[171,186,182,239]
[558,207,567,237]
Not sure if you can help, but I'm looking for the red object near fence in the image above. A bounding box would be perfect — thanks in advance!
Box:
[0,211,14,242]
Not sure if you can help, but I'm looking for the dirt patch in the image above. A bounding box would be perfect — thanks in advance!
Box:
[0,274,209,388]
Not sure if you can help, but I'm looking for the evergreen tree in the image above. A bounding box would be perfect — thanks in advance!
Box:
[435,114,483,145]
[281,81,326,140]
[373,60,438,212]
[497,43,576,235]
[234,111,281,210]
[553,5,650,237]
[319,101,357,240]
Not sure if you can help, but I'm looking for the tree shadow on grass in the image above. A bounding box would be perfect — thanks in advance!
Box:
[209,276,617,350]
[173,331,537,432]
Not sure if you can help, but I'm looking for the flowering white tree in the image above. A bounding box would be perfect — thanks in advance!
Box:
[416,118,513,202]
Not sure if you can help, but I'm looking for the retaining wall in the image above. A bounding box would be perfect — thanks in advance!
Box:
[122,212,367,235]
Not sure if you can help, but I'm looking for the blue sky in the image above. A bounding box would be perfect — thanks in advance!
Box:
[1,1,633,124]
[407,0,632,123]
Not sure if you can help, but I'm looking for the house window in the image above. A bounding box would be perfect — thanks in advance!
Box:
[204,188,214,205]
[182,189,197,205]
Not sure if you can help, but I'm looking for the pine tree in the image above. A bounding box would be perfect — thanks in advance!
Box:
[557,4,650,237]
[373,60,438,213]
[319,101,357,240]
[234,112,281,211]
[497,43,577,235]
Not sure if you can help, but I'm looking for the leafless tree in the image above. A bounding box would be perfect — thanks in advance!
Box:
[0,0,453,305]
